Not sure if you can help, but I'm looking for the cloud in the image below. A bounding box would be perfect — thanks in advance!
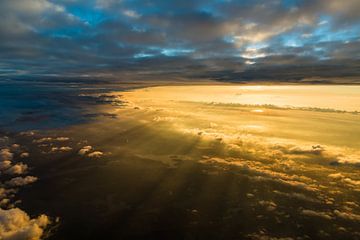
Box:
[87,151,103,158]
[51,146,72,152]
[78,145,92,155]
[327,172,360,188]
[247,232,294,240]
[258,200,277,211]
[0,149,13,161]
[201,156,320,192]
[33,137,69,143]
[301,209,333,220]
[20,152,29,158]
[5,163,28,175]
[334,210,360,221]
[0,0,359,81]
[0,160,12,171]
[328,173,344,179]
[273,190,320,203]
[5,176,38,187]
[0,208,50,240]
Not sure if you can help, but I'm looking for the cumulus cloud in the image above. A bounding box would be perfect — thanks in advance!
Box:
[0,160,12,171]
[328,172,360,188]
[334,210,360,221]
[0,207,50,240]
[87,151,103,158]
[33,137,69,144]
[54,137,70,141]
[51,146,72,152]
[78,146,92,155]
[20,152,29,158]
[0,149,13,161]
[200,156,319,192]
[11,144,20,150]
[0,136,52,239]
[5,163,28,175]
[6,176,38,187]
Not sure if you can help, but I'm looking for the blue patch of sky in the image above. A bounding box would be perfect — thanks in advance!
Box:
[281,0,300,8]
[66,5,110,26]
[134,53,155,58]
[223,35,235,43]
[42,27,85,39]
[161,48,194,57]
[281,32,306,47]
[313,16,360,43]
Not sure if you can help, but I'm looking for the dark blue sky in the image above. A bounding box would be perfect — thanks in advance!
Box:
[1,0,359,82]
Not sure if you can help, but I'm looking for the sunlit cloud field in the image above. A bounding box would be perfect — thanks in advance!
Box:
[1,84,360,240]
[98,85,360,239]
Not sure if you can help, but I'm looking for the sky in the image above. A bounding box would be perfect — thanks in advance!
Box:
[0,0,360,82]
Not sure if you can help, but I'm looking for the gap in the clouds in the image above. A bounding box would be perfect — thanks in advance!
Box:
[66,5,110,26]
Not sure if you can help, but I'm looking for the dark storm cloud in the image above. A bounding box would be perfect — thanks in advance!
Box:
[0,0,359,82]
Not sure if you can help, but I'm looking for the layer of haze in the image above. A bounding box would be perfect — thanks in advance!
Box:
[123,85,360,111]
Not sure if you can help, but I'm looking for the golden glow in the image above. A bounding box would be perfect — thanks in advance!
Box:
[114,84,360,153]
[121,85,360,111]
[251,109,264,113]
[63,84,360,236]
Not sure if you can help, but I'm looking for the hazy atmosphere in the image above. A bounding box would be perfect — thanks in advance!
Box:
[0,1,359,240]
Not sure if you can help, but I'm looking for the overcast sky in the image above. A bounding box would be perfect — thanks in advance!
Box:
[1,0,360,82]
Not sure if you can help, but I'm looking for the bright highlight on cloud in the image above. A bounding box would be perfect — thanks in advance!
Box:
[0,208,50,240]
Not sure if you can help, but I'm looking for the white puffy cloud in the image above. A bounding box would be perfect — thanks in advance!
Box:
[78,146,104,157]
[0,207,50,240]
[87,151,103,158]
[78,146,92,155]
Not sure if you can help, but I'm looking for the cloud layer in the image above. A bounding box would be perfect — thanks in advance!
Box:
[0,0,359,81]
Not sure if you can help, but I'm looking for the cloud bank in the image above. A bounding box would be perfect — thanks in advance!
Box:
[0,0,359,82]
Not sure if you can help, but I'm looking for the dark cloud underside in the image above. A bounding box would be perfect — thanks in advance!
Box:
[0,0,359,82]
